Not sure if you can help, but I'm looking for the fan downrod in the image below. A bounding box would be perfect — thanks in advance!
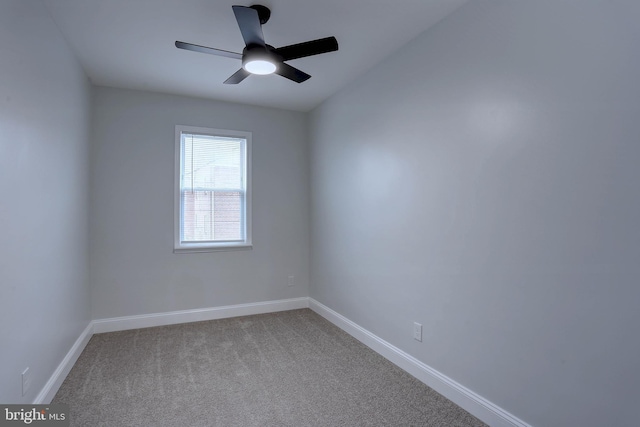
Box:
[249,5,271,25]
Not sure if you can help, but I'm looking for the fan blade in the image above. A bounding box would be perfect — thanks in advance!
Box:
[175,41,242,60]
[275,63,311,83]
[224,68,251,84]
[275,37,338,61]
[232,5,265,47]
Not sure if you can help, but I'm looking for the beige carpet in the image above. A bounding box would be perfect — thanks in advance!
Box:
[53,309,486,426]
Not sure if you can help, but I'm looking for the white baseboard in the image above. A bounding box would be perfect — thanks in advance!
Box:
[309,298,531,427]
[34,322,94,404]
[92,297,309,334]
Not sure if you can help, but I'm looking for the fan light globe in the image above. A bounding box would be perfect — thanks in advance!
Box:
[244,59,276,75]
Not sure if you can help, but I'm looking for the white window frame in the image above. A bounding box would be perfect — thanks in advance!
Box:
[174,125,252,253]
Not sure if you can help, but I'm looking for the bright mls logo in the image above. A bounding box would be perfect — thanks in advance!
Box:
[0,405,69,426]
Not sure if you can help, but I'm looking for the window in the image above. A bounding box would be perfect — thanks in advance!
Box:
[174,125,251,252]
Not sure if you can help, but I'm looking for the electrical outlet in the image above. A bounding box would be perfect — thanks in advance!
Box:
[21,367,31,396]
[413,322,422,342]
[287,275,295,287]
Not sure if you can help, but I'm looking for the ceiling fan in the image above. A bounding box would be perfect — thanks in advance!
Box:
[175,4,339,84]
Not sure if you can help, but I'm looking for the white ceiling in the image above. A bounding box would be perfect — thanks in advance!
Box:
[43,0,467,112]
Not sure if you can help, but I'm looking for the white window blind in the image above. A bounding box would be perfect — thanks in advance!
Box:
[175,126,251,252]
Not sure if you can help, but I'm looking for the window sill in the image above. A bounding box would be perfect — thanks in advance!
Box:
[174,244,253,254]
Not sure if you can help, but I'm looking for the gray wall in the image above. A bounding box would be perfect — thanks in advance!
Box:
[0,0,92,403]
[309,1,640,426]
[90,87,309,319]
